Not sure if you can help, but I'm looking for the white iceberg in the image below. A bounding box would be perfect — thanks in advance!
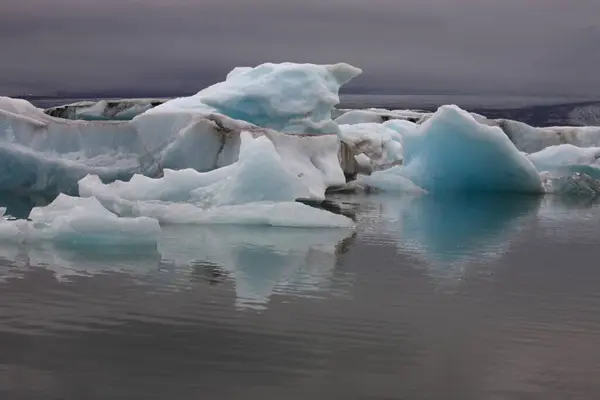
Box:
[498,119,600,153]
[0,97,148,193]
[0,97,347,195]
[78,132,354,228]
[528,144,600,174]
[399,105,544,193]
[146,62,362,134]
[0,194,160,245]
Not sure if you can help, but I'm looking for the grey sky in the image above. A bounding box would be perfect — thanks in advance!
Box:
[1,0,600,97]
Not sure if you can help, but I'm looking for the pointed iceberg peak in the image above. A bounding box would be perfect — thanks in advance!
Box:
[326,62,363,86]
[146,62,362,134]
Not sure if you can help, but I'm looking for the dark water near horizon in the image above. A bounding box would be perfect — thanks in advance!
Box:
[2,192,600,399]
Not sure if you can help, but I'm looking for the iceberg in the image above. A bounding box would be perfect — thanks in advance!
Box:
[77,132,354,228]
[45,99,166,121]
[528,144,600,176]
[0,97,149,194]
[146,62,362,134]
[0,194,160,245]
[540,172,600,198]
[338,122,406,171]
[398,106,544,193]
[498,119,600,153]
[0,97,347,196]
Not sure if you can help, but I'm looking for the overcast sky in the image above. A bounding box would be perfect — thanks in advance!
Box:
[2,0,600,97]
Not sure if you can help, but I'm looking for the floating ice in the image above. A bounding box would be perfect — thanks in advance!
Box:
[528,144,600,178]
[355,167,425,194]
[338,122,406,171]
[0,194,160,245]
[147,62,362,134]
[498,119,600,153]
[0,97,346,195]
[540,172,600,198]
[0,97,149,193]
[45,99,165,121]
[399,105,544,193]
[78,133,354,228]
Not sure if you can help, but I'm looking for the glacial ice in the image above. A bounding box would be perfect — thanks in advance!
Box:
[498,119,600,153]
[338,122,406,171]
[77,133,354,228]
[528,144,600,174]
[45,99,164,121]
[355,167,425,194]
[0,97,345,196]
[0,194,160,245]
[147,62,362,134]
[398,105,544,193]
[5,59,600,222]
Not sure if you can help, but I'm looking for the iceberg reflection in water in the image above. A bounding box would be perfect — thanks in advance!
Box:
[350,193,543,279]
[0,219,356,310]
[2,192,600,308]
[158,225,356,309]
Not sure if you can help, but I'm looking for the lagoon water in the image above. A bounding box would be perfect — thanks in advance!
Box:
[1,192,600,399]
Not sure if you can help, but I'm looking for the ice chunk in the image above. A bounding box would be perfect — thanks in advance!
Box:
[0,97,345,195]
[338,122,405,170]
[355,167,425,194]
[80,131,340,205]
[0,97,149,193]
[29,194,161,245]
[498,119,600,153]
[399,105,543,193]
[147,62,362,134]
[0,194,160,245]
[540,172,600,197]
[528,144,600,179]
[78,133,354,228]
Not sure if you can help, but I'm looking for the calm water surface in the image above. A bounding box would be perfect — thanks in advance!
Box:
[1,193,600,399]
